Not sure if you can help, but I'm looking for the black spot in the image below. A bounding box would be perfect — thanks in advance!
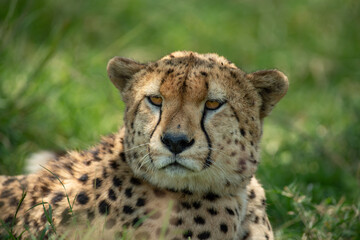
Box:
[119,152,126,162]
[102,167,108,179]
[192,201,201,209]
[181,189,193,195]
[171,217,183,226]
[265,233,269,240]
[87,211,95,221]
[78,174,88,183]
[4,216,13,225]
[132,217,142,227]
[41,185,50,195]
[64,163,73,174]
[183,230,193,238]
[194,216,205,225]
[153,188,166,197]
[205,82,209,90]
[136,198,146,207]
[98,200,110,215]
[262,198,266,206]
[249,189,256,199]
[198,231,211,239]
[77,192,90,205]
[220,223,228,233]
[181,202,191,209]
[40,213,47,223]
[203,192,220,201]
[10,197,18,207]
[200,71,208,77]
[30,196,37,206]
[24,214,30,226]
[207,208,218,215]
[130,177,141,185]
[3,178,16,186]
[108,188,117,201]
[93,151,101,161]
[0,189,13,198]
[241,143,245,151]
[41,212,47,224]
[60,208,71,225]
[240,128,246,136]
[166,69,174,74]
[0,201,4,207]
[51,192,65,205]
[33,221,39,229]
[113,176,122,187]
[94,178,102,189]
[254,216,259,223]
[105,218,116,229]
[125,187,133,198]
[166,188,178,193]
[242,231,250,239]
[109,160,120,170]
[226,207,235,215]
[123,205,134,214]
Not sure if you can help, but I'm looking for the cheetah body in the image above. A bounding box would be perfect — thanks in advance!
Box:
[0,51,288,239]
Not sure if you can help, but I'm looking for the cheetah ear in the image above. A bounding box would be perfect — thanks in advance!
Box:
[247,70,289,118]
[107,57,146,93]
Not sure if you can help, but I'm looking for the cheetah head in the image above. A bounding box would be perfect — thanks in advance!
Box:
[107,51,288,194]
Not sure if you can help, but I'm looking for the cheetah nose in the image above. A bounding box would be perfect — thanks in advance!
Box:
[161,133,195,155]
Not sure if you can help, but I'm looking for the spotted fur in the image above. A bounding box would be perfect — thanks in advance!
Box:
[0,51,288,239]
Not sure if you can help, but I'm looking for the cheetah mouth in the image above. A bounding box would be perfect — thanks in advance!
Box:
[167,162,181,167]
[162,161,190,170]
[160,161,195,173]
[153,155,201,174]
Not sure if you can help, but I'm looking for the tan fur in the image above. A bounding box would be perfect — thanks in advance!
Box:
[0,51,288,239]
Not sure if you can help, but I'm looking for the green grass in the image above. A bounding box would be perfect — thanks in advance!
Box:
[0,0,359,239]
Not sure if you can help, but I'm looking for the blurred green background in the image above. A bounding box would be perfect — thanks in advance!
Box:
[0,0,359,239]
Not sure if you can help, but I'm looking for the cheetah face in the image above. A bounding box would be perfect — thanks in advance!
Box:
[107,51,288,193]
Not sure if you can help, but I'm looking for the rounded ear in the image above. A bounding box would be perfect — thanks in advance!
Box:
[107,57,146,93]
[247,70,289,118]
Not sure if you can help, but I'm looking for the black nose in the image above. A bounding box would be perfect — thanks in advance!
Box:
[161,133,195,155]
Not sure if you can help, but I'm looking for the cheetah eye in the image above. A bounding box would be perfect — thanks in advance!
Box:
[147,96,163,107]
[205,100,225,110]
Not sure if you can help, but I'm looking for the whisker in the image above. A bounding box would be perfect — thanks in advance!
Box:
[205,158,232,183]
[123,143,150,153]
[208,147,232,157]
[195,146,231,158]
[139,154,150,167]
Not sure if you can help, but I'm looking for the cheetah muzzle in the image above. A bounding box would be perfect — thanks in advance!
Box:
[0,51,288,240]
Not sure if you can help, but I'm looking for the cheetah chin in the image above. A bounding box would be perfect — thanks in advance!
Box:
[0,51,288,240]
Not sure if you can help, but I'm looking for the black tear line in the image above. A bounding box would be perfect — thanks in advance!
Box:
[201,110,212,169]
[149,109,162,140]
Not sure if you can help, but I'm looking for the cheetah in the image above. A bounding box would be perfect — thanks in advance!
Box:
[0,51,288,239]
